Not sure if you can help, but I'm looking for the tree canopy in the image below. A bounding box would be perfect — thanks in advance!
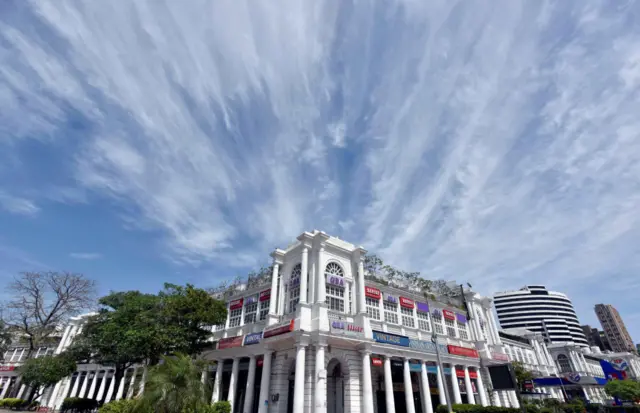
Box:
[511,361,535,391]
[604,379,640,402]
[19,355,77,400]
[0,320,11,361]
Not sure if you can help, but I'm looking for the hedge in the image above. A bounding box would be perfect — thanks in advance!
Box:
[0,398,28,410]
[60,397,100,413]
[436,404,520,413]
[97,400,137,413]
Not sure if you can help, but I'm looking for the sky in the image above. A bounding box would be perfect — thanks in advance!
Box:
[1,1,640,341]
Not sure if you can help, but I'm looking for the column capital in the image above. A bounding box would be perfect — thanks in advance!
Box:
[360,349,372,356]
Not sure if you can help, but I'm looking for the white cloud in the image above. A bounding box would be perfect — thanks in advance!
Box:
[69,252,103,260]
[2,0,640,338]
[0,191,39,216]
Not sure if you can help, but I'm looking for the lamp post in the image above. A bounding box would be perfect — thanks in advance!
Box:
[433,330,453,413]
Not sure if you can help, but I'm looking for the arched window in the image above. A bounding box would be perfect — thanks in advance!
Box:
[288,264,301,313]
[557,354,572,373]
[325,262,346,312]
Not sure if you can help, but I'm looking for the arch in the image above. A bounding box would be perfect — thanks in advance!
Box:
[325,262,345,277]
[291,263,302,278]
[326,358,349,413]
[287,264,302,313]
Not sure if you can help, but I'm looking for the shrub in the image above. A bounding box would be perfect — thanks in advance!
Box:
[98,400,138,413]
[60,397,100,412]
[211,401,231,413]
[0,398,28,410]
[436,404,519,413]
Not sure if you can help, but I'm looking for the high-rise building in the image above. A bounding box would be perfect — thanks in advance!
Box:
[595,304,635,353]
[493,285,588,346]
[581,325,612,351]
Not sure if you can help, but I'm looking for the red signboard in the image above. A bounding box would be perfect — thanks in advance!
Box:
[257,357,264,367]
[447,345,479,358]
[365,286,381,300]
[218,336,243,349]
[442,309,455,320]
[229,298,244,310]
[371,358,383,367]
[399,297,414,309]
[259,289,271,302]
[492,352,509,361]
[456,369,465,378]
[0,365,15,372]
[455,369,478,378]
[263,320,295,338]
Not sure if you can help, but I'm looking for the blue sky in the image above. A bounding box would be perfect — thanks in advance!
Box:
[1,1,640,341]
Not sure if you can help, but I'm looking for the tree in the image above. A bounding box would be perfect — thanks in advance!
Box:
[3,271,96,357]
[137,353,210,413]
[604,379,640,402]
[70,284,226,403]
[18,355,76,401]
[0,319,11,361]
[512,361,534,391]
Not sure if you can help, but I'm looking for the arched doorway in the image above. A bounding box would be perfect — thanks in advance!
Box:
[327,359,345,413]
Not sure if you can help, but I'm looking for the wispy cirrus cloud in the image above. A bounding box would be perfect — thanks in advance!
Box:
[0,191,39,216]
[69,252,103,260]
[2,0,640,336]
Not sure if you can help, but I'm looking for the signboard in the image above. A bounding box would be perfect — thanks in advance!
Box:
[455,369,478,378]
[257,358,264,367]
[0,365,15,372]
[218,336,243,349]
[391,360,403,369]
[456,369,466,378]
[427,366,452,375]
[491,352,510,361]
[327,275,345,287]
[408,339,449,354]
[416,302,429,313]
[399,297,414,309]
[409,363,423,372]
[456,313,467,324]
[523,380,534,390]
[259,289,271,302]
[371,358,383,367]
[385,295,398,304]
[263,320,295,338]
[245,295,258,305]
[365,286,381,300]
[229,298,244,310]
[442,309,456,320]
[611,358,629,371]
[330,321,364,336]
[447,345,479,358]
[372,330,409,347]
[244,332,263,346]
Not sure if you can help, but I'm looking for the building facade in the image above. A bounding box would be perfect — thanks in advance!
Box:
[595,305,636,354]
[580,326,612,353]
[493,286,588,347]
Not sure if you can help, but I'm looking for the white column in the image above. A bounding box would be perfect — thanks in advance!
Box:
[315,345,327,413]
[96,372,108,401]
[492,391,502,407]
[87,370,99,399]
[403,359,416,413]
[293,344,307,413]
[56,326,72,354]
[211,360,224,403]
[79,372,91,398]
[361,352,375,413]
[475,369,488,406]
[126,368,138,399]
[436,365,447,406]
[501,391,510,407]
[69,375,81,398]
[268,263,280,315]
[509,391,520,408]
[357,258,366,313]
[1,379,11,399]
[420,362,433,413]
[137,367,148,397]
[463,367,475,405]
[450,367,462,404]
[115,371,127,400]
[258,352,272,413]
[243,356,257,413]
[16,384,27,399]
[300,248,309,304]
[55,378,72,409]
[228,358,240,410]
[383,357,396,413]
[316,246,326,303]
[104,373,116,402]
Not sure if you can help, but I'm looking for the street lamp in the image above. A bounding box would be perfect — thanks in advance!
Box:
[432,326,453,413]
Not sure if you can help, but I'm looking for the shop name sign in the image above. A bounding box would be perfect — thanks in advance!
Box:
[259,289,271,302]
[0,365,15,372]
[327,276,345,287]
[399,297,414,309]
[408,339,449,354]
[229,298,244,310]
[263,320,295,338]
[447,345,479,358]
[385,295,398,304]
[244,332,263,346]
[330,321,364,336]
[365,286,381,300]
[218,336,243,350]
[372,330,409,347]
[442,309,456,320]
[492,352,509,361]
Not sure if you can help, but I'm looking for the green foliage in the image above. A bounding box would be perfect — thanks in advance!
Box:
[0,398,28,409]
[136,353,211,413]
[511,361,535,391]
[98,399,140,413]
[211,401,232,413]
[18,354,77,399]
[604,379,640,401]
[60,397,100,413]
[0,320,11,361]
[436,404,519,413]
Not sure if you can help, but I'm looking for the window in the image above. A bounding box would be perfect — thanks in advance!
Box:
[432,312,444,335]
[557,354,572,373]
[244,302,258,324]
[384,301,399,325]
[326,285,345,312]
[325,263,346,313]
[35,347,52,358]
[289,263,302,313]
[366,297,380,320]
[259,300,270,321]
[458,323,469,340]
[445,318,457,337]
[417,311,431,332]
[228,308,242,328]
[9,348,26,362]
[401,307,415,328]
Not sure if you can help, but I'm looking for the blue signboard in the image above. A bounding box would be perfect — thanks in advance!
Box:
[408,339,449,354]
[409,363,422,372]
[426,366,452,375]
[372,330,410,347]
[244,332,263,346]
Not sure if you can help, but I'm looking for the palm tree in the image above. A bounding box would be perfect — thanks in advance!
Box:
[135,353,211,413]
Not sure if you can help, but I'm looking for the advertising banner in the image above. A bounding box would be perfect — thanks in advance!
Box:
[330,321,364,337]
[416,302,430,313]
[372,330,410,347]
[410,363,422,372]
[399,297,414,309]
[259,289,271,302]
[263,319,295,338]
[456,313,467,324]
[371,358,383,367]
[365,286,381,300]
[442,309,456,320]
[447,345,479,358]
[244,332,263,345]
[385,295,398,304]
[218,336,243,349]
[408,339,449,354]
[229,298,244,310]
[0,365,16,372]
